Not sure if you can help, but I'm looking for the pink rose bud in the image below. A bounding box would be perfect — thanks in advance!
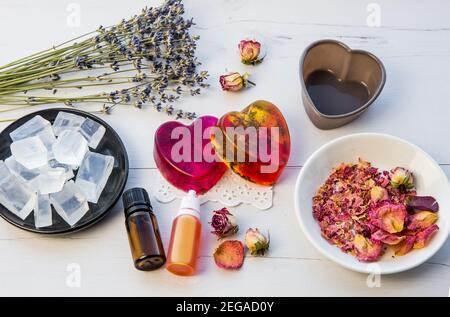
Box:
[390,167,414,190]
[219,72,254,92]
[245,228,270,256]
[210,208,239,239]
[238,40,263,65]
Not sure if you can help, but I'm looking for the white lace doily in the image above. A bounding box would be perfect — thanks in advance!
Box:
[153,170,273,210]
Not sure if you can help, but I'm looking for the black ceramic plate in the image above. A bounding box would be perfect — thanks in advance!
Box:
[0,108,129,234]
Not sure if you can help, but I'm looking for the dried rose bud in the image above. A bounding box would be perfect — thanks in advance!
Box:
[245,228,270,256]
[238,40,263,65]
[372,230,405,245]
[370,186,389,203]
[353,234,383,262]
[407,211,438,231]
[219,72,255,92]
[369,202,407,234]
[414,224,439,249]
[210,208,239,239]
[390,167,414,190]
[395,236,416,256]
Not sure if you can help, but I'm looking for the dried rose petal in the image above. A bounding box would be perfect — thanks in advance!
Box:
[395,236,416,256]
[369,202,407,234]
[406,196,439,212]
[372,230,405,245]
[358,158,371,168]
[213,240,245,270]
[414,224,439,249]
[370,186,389,203]
[407,211,438,231]
[353,234,383,262]
[313,159,440,262]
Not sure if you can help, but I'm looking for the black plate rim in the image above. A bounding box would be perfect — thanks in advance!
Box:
[0,108,129,235]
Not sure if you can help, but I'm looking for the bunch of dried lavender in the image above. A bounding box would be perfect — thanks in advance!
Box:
[0,0,207,120]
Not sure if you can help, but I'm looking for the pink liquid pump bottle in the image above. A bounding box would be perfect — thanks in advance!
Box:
[166,190,202,276]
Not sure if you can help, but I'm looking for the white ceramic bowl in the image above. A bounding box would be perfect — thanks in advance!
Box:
[294,133,450,274]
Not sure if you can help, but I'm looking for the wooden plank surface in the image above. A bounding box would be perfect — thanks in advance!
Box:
[0,0,449,296]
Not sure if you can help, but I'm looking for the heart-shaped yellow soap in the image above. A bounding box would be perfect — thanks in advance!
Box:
[211,100,291,186]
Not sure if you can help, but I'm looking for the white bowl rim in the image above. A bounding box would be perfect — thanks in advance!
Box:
[294,132,450,274]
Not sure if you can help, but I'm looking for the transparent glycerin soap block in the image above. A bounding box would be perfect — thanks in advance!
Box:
[48,159,74,181]
[10,115,49,140]
[9,115,56,153]
[34,194,53,228]
[80,118,106,149]
[0,161,36,220]
[53,112,85,136]
[50,181,89,227]
[36,167,66,195]
[10,136,48,170]
[52,130,88,166]
[5,156,40,191]
[75,152,114,203]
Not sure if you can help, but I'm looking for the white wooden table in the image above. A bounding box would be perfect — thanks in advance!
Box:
[0,0,449,297]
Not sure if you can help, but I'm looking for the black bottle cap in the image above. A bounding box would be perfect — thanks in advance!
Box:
[122,188,153,216]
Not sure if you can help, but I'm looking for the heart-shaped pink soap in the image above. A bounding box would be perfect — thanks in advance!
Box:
[154,116,227,195]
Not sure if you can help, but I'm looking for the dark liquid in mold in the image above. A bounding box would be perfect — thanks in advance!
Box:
[305,70,370,116]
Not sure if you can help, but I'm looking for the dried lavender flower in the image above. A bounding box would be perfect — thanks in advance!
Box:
[0,0,208,119]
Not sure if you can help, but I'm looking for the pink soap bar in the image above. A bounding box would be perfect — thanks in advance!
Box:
[154,116,227,195]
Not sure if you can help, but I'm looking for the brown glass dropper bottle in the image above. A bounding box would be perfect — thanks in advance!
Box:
[123,188,166,271]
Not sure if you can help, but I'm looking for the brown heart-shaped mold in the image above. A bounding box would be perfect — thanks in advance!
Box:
[300,40,386,129]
